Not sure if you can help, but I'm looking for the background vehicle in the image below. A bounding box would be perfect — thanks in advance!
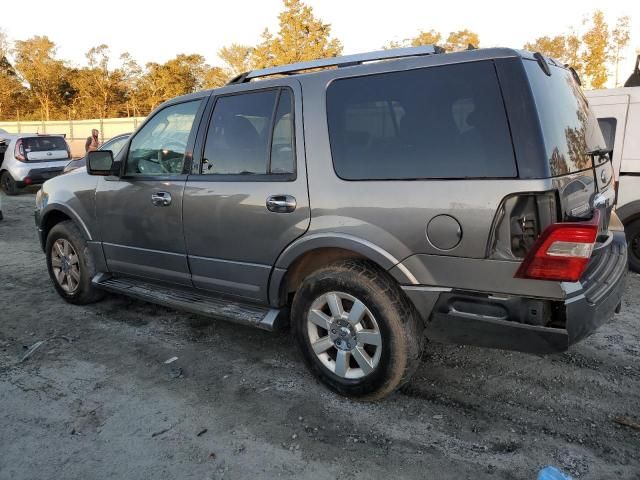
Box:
[63,133,131,173]
[585,58,640,272]
[0,133,71,195]
[36,47,626,399]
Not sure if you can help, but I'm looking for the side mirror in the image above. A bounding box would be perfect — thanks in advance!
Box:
[86,150,115,176]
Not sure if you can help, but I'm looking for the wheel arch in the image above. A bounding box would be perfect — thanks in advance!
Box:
[269,233,418,307]
[40,204,93,247]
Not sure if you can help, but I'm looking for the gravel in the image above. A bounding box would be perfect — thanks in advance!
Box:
[1,191,639,480]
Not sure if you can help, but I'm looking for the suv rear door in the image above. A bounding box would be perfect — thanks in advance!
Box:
[183,79,309,302]
[96,98,205,285]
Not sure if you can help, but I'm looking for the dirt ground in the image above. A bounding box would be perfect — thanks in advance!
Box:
[0,191,639,480]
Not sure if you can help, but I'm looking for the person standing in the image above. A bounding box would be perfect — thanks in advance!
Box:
[85,129,101,152]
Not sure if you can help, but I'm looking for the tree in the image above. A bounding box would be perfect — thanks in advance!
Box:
[581,10,609,88]
[410,30,442,47]
[524,32,584,77]
[249,0,342,69]
[610,16,631,87]
[218,43,253,77]
[444,29,480,51]
[13,36,66,121]
[119,52,143,117]
[73,45,126,120]
[202,66,228,89]
[0,30,28,120]
[137,54,209,113]
[524,35,568,60]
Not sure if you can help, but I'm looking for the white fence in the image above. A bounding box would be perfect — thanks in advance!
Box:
[0,117,145,157]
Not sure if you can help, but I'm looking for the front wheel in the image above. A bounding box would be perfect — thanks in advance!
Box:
[46,220,104,304]
[626,219,640,273]
[292,259,424,400]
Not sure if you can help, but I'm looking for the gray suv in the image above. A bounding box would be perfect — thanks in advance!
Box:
[35,47,627,399]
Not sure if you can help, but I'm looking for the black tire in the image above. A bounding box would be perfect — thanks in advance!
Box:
[45,220,104,305]
[291,259,424,400]
[626,219,640,273]
[1,171,19,195]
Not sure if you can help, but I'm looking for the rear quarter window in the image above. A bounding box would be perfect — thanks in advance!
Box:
[326,60,517,180]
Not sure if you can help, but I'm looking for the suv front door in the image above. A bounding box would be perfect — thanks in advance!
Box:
[183,81,309,302]
[96,98,205,285]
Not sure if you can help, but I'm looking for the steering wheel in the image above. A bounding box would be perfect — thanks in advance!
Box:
[157,140,187,174]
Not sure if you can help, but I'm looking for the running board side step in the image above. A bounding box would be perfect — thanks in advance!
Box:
[92,275,284,331]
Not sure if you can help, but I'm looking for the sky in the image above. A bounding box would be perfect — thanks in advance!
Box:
[3,0,639,86]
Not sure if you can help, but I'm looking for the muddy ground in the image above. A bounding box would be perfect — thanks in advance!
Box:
[0,191,638,480]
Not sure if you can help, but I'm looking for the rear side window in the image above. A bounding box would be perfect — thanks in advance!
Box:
[23,136,68,152]
[326,61,517,180]
[202,88,295,176]
[597,118,617,151]
[524,60,606,176]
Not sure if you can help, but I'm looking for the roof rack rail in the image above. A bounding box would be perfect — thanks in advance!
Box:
[227,45,444,85]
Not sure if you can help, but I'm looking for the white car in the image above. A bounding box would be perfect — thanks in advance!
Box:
[585,56,640,272]
[0,133,71,195]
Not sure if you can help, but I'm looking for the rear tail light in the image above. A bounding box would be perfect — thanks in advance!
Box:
[14,138,26,162]
[515,211,600,282]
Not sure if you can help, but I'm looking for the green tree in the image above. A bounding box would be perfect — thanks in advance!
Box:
[581,10,609,88]
[14,36,67,121]
[444,29,480,51]
[610,16,631,87]
[249,0,342,69]
[0,30,28,120]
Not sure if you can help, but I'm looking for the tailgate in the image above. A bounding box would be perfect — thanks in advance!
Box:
[26,149,69,161]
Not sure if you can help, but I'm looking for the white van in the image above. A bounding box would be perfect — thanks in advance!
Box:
[585,57,640,272]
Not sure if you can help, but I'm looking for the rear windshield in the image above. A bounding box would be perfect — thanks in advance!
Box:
[326,60,517,180]
[23,136,68,152]
[523,60,605,176]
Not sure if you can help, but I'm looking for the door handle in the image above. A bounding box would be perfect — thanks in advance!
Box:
[151,191,172,207]
[266,195,296,213]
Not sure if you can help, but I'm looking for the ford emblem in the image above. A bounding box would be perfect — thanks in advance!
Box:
[47,151,52,156]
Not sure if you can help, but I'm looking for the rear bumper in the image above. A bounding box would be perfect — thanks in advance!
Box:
[15,167,64,187]
[403,231,627,354]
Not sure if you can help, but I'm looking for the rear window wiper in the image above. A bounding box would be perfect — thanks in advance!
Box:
[585,148,612,157]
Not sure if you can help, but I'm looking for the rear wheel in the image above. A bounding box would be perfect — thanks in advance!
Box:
[626,219,640,273]
[292,259,424,400]
[46,221,104,304]
[1,171,19,195]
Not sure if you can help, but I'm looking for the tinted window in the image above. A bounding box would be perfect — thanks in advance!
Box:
[203,89,285,175]
[524,60,606,176]
[101,135,129,156]
[23,136,68,152]
[270,90,295,174]
[126,100,201,176]
[597,118,617,151]
[326,61,517,180]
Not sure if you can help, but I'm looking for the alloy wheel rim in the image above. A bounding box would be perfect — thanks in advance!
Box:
[306,291,382,380]
[51,239,81,294]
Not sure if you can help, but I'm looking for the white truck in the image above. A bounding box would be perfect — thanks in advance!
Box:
[585,55,640,272]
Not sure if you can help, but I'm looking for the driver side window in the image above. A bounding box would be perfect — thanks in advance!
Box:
[126,100,201,176]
